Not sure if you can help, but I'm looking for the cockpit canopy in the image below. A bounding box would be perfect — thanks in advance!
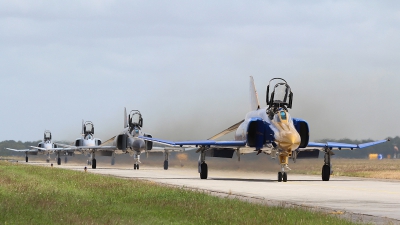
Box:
[44,130,52,141]
[129,110,143,128]
[266,78,293,109]
[83,121,94,135]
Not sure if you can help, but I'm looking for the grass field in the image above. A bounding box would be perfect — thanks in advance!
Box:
[0,161,359,225]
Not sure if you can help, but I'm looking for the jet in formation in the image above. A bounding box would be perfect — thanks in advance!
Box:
[140,77,388,182]
[6,130,73,164]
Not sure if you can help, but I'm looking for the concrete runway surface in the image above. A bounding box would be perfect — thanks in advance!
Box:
[21,161,400,224]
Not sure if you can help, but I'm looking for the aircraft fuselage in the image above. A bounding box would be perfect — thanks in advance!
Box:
[234,107,301,154]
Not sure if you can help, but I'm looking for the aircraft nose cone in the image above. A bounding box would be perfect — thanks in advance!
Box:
[131,138,145,151]
[278,132,301,152]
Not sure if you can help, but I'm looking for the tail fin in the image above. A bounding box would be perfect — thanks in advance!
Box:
[124,107,128,128]
[249,76,260,110]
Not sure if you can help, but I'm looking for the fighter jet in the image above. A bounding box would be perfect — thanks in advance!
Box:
[55,121,115,166]
[140,77,388,182]
[6,130,73,164]
[99,109,187,170]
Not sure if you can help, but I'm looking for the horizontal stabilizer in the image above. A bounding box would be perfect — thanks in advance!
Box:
[208,120,244,140]
[101,136,116,146]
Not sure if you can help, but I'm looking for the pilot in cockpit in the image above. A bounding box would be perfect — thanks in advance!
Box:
[274,109,289,123]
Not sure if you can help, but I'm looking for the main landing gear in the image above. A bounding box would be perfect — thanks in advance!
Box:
[111,152,115,166]
[25,153,28,162]
[322,148,332,181]
[92,152,96,169]
[164,152,169,170]
[64,156,68,164]
[198,149,208,179]
[57,152,61,165]
[46,153,50,163]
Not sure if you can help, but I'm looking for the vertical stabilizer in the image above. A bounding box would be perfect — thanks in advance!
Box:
[124,107,128,128]
[249,76,260,110]
[82,119,84,136]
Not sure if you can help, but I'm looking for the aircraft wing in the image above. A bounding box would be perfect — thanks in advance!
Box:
[29,146,76,151]
[139,136,246,148]
[304,139,389,150]
[5,148,36,152]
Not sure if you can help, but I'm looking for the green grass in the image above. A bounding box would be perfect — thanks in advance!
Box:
[0,161,357,225]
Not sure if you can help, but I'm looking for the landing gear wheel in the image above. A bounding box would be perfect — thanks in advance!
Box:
[25,156,28,163]
[134,164,137,170]
[163,160,168,170]
[200,163,208,179]
[137,164,139,170]
[92,159,96,169]
[64,157,68,163]
[278,172,283,182]
[111,158,115,166]
[283,172,287,182]
[322,164,330,181]
[57,157,61,165]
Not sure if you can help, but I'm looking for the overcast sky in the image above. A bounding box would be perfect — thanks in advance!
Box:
[1,1,399,142]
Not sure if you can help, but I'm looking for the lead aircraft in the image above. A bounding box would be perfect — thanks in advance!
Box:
[140,77,388,182]
[6,130,73,164]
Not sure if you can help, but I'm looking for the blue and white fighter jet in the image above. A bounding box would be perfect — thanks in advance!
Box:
[140,77,388,182]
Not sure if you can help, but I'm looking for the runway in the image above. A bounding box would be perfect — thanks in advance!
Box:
[16,161,390,224]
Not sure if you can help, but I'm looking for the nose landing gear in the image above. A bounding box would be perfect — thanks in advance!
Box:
[277,154,289,182]
[278,171,287,182]
[133,153,140,170]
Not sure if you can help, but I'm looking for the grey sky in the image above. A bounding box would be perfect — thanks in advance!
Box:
[1,1,399,142]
